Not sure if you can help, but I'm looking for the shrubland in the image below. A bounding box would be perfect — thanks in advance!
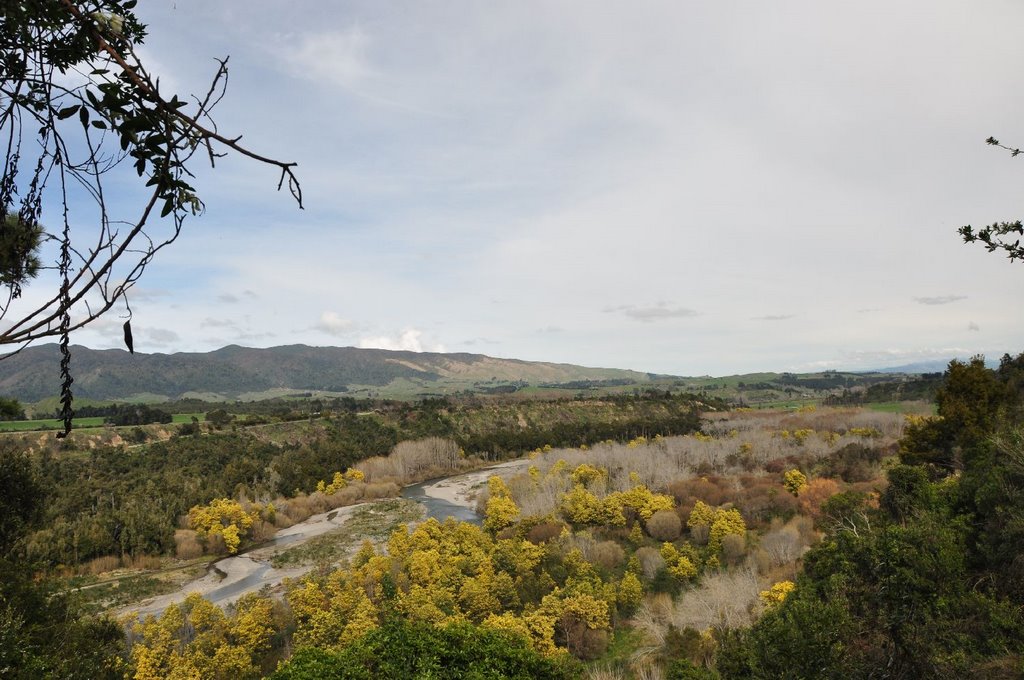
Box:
[16,392,707,571]
[119,402,907,677]
[5,355,1024,677]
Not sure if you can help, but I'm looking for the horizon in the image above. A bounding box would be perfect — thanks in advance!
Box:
[16,340,1000,378]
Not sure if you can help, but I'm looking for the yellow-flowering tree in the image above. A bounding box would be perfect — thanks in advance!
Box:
[759,580,796,609]
[617,571,644,613]
[610,484,675,520]
[187,498,258,554]
[783,469,808,496]
[660,542,697,581]
[128,593,275,680]
[484,476,520,532]
[687,500,715,529]
[560,485,603,525]
[709,508,746,554]
[570,463,606,486]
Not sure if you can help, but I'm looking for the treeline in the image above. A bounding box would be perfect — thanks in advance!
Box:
[823,372,944,406]
[397,391,712,459]
[27,411,401,567]
[65,403,173,425]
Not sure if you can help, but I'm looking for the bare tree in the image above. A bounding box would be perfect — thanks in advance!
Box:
[1,1,301,433]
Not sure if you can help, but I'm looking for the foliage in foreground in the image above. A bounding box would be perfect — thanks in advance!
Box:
[717,354,1024,679]
[0,445,124,678]
[271,618,580,680]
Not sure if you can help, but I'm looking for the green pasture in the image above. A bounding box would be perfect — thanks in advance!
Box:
[0,412,207,433]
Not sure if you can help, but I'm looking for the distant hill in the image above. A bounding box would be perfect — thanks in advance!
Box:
[0,344,661,403]
[874,357,1000,374]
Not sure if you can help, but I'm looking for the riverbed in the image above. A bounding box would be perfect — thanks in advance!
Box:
[121,457,532,619]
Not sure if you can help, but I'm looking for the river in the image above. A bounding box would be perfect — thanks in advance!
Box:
[122,458,530,619]
[400,477,482,524]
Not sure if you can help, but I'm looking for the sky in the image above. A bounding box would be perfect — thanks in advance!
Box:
[17,1,1024,376]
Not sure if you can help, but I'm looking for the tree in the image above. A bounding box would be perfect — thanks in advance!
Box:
[0,444,123,677]
[188,497,257,554]
[271,618,580,680]
[484,475,520,532]
[1,1,301,433]
[0,213,42,293]
[0,396,24,420]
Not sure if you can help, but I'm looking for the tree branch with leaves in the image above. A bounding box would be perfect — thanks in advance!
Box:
[1,0,301,434]
[958,137,1024,263]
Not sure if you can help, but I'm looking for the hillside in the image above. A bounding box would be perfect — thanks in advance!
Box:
[0,344,660,402]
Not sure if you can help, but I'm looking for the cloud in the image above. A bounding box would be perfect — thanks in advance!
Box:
[358,329,445,353]
[537,326,564,334]
[285,27,372,90]
[968,321,980,332]
[914,295,967,306]
[201,317,239,329]
[752,314,794,321]
[463,337,501,346]
[315,311,356,337]
[127,287,172,303]
[213,290,257,305]
[605,304,699,323]
[236,331,276,341]
[144,328,181,345]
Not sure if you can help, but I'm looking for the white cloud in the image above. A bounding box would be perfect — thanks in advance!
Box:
[914,295,967,306]
[753,314,795,322]
[201,318,238,329]
[315,311,356,337]
[284,27,372,90]
[358,329,444,353]
[144,328,181,345]
[606,304,699,323]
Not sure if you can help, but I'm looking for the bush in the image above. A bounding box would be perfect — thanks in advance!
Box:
[174,530,203,559]
[817,442,886,483]
[797,478,842,519]
[85,555,120,575]
[647,509,683,541]
[721,533,746,564]
[635,546,666,580]
[527,522,565,544]
[668,659,720,680]
[271,618,581,679]
[588,540,625,571]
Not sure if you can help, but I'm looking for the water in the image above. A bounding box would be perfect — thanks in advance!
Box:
[401,478,482,525]
[126,469,488,618]
[203,558,272,603]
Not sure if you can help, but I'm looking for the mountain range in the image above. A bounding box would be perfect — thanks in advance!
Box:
[0,344,660,403]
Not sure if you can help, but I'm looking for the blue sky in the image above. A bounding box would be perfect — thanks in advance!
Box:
[22,1,1024,375]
